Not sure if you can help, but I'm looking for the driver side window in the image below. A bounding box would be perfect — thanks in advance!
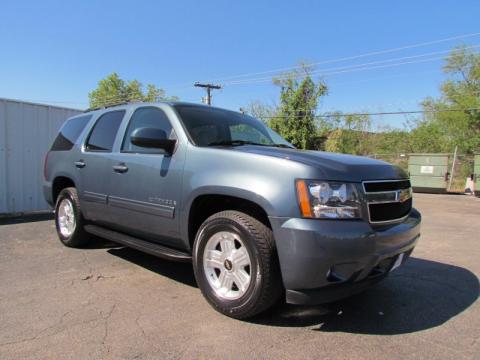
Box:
[122,107,174,153]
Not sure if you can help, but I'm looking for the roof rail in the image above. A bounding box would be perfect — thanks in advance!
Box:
[83,100,138,113]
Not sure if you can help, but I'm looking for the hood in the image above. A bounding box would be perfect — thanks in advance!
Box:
[233,146,408,181]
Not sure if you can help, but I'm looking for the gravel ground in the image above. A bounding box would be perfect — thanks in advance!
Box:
[0,193,479,360]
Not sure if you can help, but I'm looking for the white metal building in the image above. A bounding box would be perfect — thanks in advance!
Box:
[0,98,82,214]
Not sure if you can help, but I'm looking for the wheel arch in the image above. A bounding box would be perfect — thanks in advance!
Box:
[52,176,76,204]
[186,188,274,249]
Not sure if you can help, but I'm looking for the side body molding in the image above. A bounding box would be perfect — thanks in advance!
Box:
[108,196,175,219]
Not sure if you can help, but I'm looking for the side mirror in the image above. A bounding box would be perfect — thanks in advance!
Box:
[130,127,176,155]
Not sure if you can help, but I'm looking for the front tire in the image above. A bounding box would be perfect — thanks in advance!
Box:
[193,211,283,319]
[55,187,90,248]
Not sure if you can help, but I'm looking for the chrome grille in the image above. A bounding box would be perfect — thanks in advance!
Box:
[363,180,413,223]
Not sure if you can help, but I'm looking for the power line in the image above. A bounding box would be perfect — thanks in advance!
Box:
[160,32,480,90]
[259,108,480,119]
[25,32,479,106]
[12,34,480,111]
[196,32,480,84]
[326,69,440,87]
[225,45,480,85]
[225,56,445,86]
[249,99,422,115]
[225,44,480,86]
[21,34,480,107]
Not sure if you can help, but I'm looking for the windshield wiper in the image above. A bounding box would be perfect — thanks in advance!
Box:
[268,144,295,149]
[207,140,295,149]
[207,140,266,147]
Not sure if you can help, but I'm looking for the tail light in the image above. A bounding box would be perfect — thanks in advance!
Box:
[43,151,50,181]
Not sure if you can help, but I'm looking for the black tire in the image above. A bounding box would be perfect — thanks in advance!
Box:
[54,187,90,248]
[193,210,283,319]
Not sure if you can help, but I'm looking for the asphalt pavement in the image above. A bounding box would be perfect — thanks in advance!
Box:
[0,193,479,359]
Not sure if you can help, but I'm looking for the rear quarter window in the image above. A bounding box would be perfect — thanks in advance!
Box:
[50,115,92,151]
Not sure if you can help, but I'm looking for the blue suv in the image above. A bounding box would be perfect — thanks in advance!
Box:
[44,102,421,319]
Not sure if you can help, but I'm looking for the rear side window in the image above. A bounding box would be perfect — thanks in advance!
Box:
[86,110,125,152]
[50,115,92,151]
[122,107,173,153]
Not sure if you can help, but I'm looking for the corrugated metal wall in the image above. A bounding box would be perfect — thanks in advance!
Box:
[0,98,82,214]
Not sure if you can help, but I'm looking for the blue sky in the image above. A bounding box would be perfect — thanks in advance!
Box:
[1,0,479,127]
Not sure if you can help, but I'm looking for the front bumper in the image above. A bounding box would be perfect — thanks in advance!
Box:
[269,208,421,305]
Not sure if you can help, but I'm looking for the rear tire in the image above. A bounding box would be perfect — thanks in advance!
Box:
[54,187,90,248]
[193,210,283,319]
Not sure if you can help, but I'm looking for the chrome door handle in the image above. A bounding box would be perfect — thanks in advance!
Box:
[74,160,86,168]
[113,164,128,173]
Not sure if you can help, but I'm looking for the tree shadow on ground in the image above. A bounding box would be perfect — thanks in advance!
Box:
[252,257,479,334]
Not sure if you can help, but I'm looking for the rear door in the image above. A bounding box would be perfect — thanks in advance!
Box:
[105,106,185,247]
[77,110,125,224]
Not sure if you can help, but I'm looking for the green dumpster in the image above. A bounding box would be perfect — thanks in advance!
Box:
[475,154,480,197]
[408,154,449,193]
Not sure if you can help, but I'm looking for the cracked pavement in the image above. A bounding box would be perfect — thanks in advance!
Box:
[0,194,479,359]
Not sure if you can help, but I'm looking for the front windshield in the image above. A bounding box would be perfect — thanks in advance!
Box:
[174,105,294,148]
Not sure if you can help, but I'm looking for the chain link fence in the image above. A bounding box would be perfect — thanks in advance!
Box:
[448,154,475,193]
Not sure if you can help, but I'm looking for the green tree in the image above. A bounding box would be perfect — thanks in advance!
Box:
[324,113,374,155]
[420,46,480,154]
[374,128,412,154]
[270,65,328,149]
[88,73,178,108]
[403,118,446,153]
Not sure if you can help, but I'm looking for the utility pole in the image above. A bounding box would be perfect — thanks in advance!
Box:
[194,82,222,105]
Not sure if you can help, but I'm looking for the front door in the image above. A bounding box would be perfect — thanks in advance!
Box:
[105,106,185,248]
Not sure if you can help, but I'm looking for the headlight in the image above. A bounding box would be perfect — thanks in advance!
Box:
[296,180,361,219]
